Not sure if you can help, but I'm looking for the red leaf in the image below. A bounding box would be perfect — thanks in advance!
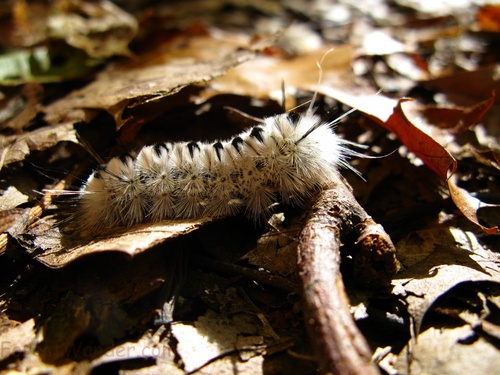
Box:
[384,98,456,180]
[318,87,498,234]
[421,95,495,133]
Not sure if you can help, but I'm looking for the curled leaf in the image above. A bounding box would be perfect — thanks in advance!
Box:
[318,87,498,234]
[447,179,498,234]
[421,94,495,133]
[385,98,457,180]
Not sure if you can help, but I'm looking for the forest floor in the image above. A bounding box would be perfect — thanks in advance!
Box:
[0,1,499,374]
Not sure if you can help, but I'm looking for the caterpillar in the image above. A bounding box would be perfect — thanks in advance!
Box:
[75,104,361,233]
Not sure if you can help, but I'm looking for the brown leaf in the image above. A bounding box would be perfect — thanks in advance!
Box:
[421,94,495,133]
[0,84,43,131]
[423,65,500,101]
[171,311,266,373]
[0,318,37,362]
[447,179,498,235]
[385,99,498,234]
[31,218,212,269]
[43,33,277,136]
[10,0,137,57]
[476,4,500,32]
[0,122,78,169]
[398,324,500,374]
[466,146,500,170]
[206,45,354,110]
[394,226,500,329]
[317,87,498,234]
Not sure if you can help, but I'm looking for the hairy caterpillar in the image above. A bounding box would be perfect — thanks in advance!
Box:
[63,47,371,234]
[76,103,361,233]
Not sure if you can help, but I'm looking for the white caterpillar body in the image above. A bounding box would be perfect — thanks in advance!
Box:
[78,110,355,232]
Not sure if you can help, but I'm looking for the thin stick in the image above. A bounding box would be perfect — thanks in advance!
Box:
[297,173,398,375]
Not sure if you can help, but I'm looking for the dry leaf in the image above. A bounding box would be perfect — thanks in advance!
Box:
[0,122,78,169]
[171,310,265,373]
[43,33,278,140]
[30,218,212,269]
[476,4,500,32]
[1,2,499,374]
[0,84,43,131]
[90,328,182,374]
[206,45,354,109]
[398,324,500,374]
[384,98,457,180]
[0,186,29,210]
[421,95,495,132]
[10,0,137,57]
[317,86,498,233]
[244,215,299,276]
[397,280,500,374]
[0,318,37,362]
[394,226,500,329]
[423,65,500,101]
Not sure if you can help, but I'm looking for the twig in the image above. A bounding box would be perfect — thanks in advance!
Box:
[192,256,297,293]
[297,172,398,375]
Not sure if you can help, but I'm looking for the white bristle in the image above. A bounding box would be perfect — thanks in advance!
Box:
[75,108,360,232]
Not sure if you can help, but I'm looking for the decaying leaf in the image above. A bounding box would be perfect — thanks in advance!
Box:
[46,0,138,58]
[0,318,37,362]
[1,2,499,374]
[89,327,182,374]
[0,122,78,169]
[244,214,300,276]
[423,65,500,101]
[9,0,137,58]
[475,4,500,32]
[171,310,266,373]
[0,83,44,131]
[317,86,498,233]
[0,187,28,210]
[0,45,101,85]
[397,280,500,374]
[398,324,500,374]
[206,45,354,109]
[0,0,137,85]
[29,218,212,269]
[394,226,500,329]
[43,32,278,142]
[421,95,496,132]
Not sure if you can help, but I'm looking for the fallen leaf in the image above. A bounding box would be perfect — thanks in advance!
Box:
[89,328,182,374]
[384,98,457,180]
[0,122,78,169]
[43,33,278,140]
[476,4,500,32]
[206,45,354,109]
[171,310,265,373]
[0,45,101,85]
[0,186,29,210]
[394,226,500,329]
[447,178,498,234]
[10,0,137,58]
[397,325,500,374]
[421,94,495,133]
[29,218,212,268]
[244,214,299,276]
[0,83,44,131]
[0,318,37,362]
[317,86,498,233]
[423,65,500,102]
[48,0,138,58]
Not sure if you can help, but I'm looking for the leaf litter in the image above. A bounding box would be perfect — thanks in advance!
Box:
[0,1,499,374]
